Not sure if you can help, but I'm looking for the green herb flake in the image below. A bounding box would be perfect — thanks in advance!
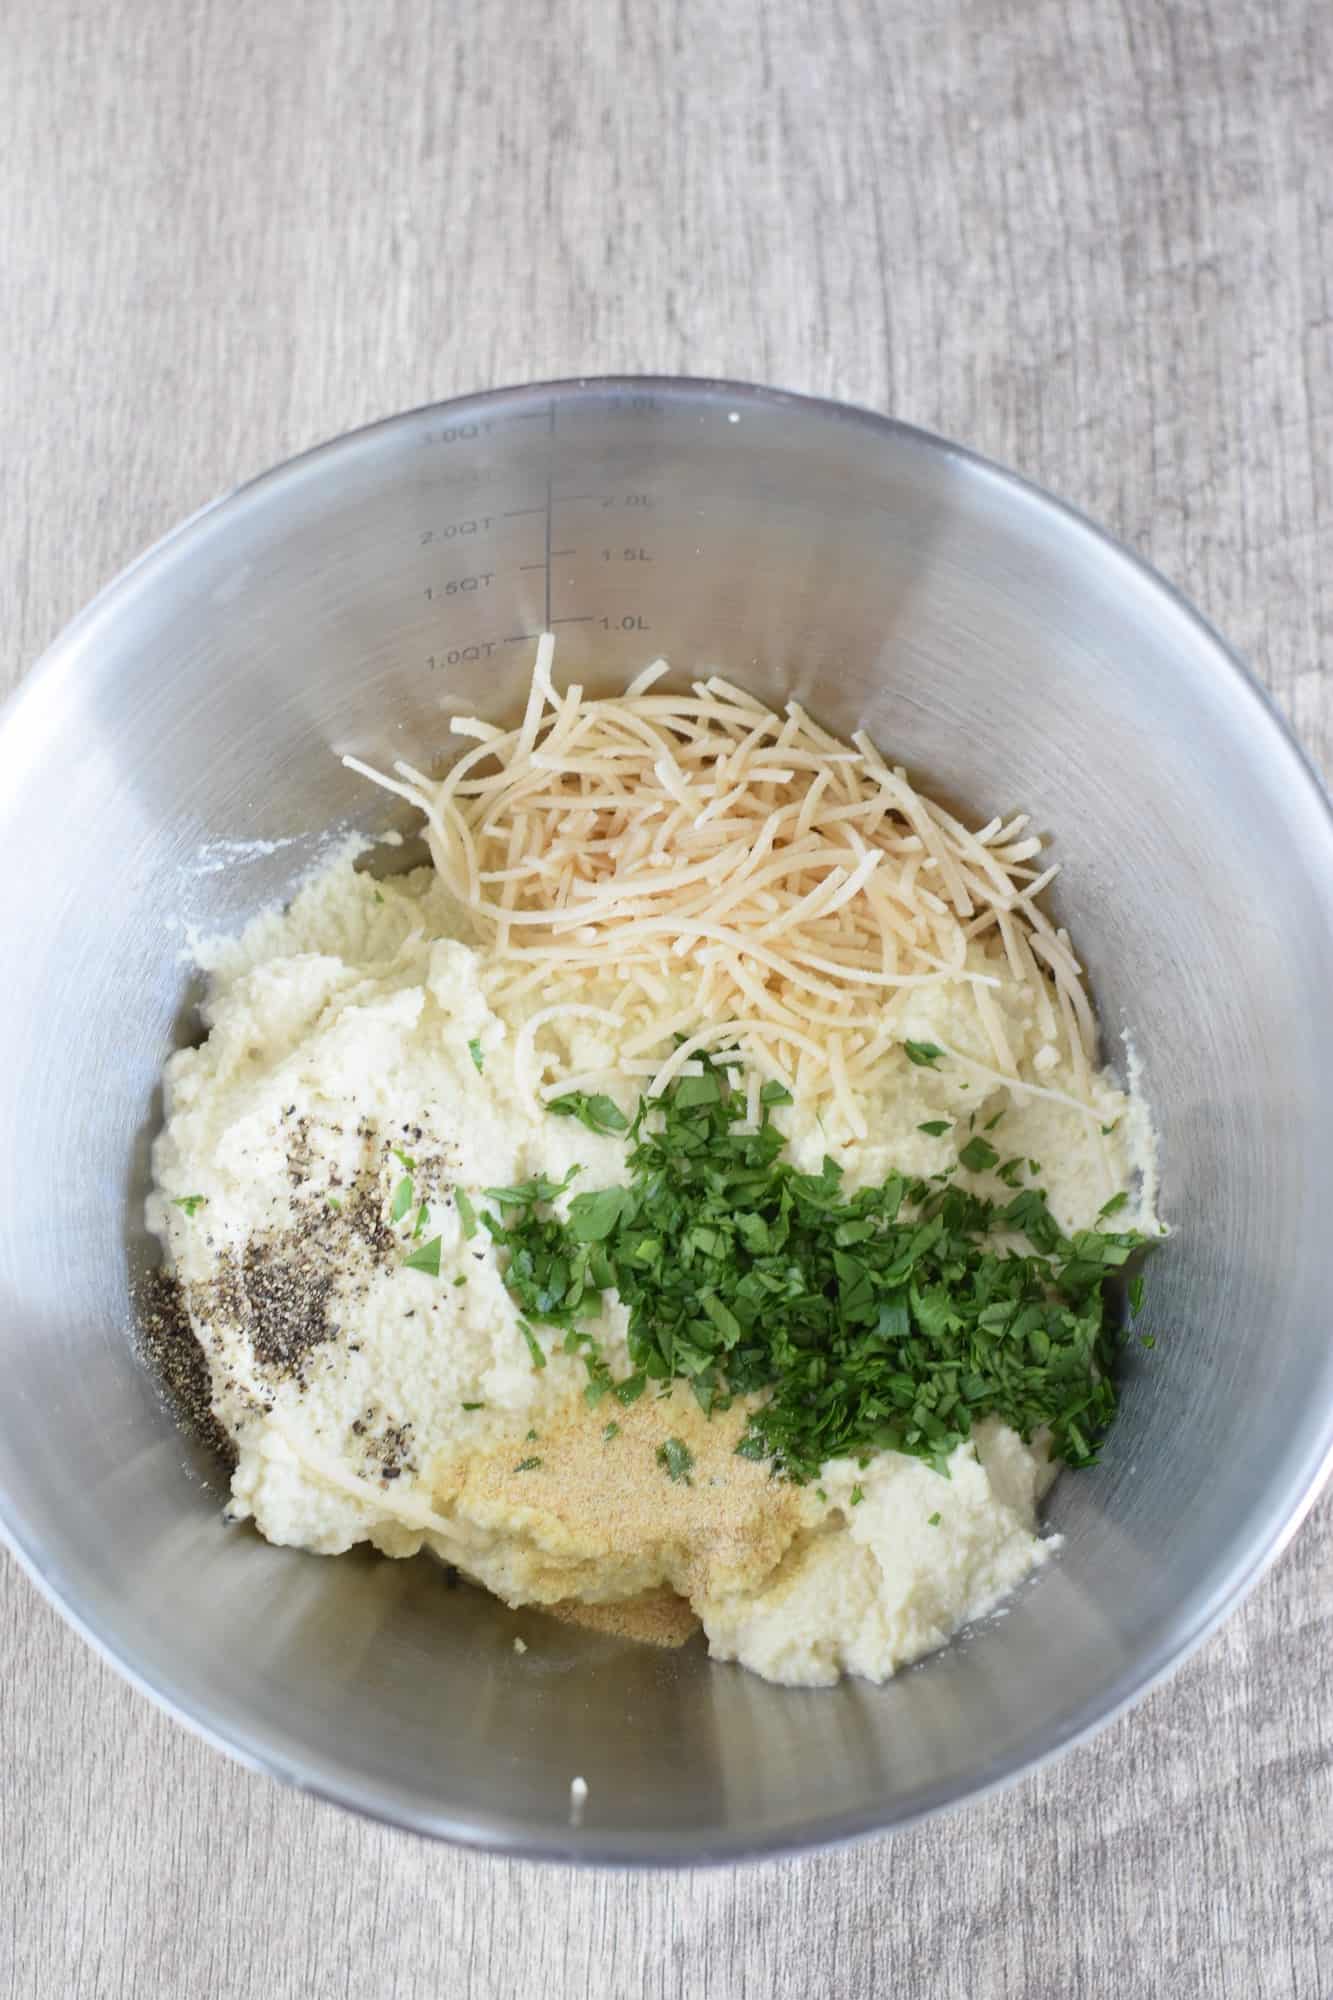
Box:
[525,1428,539,1442]
[657,1438,695,1485]
[983,1109,1005,1132]
[518,1319,547,1371]
[671,1073,721,1110]
[390,1175,415,1223]
[566,1184,636,1242]
[928,1511,941,1526]
[513,1456,542,1473]
[412,1202,430,1239]
[452,1273,467,1288]
[903,1040,944,1069]
[171,1195,207,1217]
[1101,1121,1119,1136]
[1098,1190,1130,1219]
[547,1090,630,1136]
[454,1188,478,1239]
[372,889,384,906]
[461,1400,485,1411]
[468,1037,485,1074]
[1128,1274,1145,1318]
[403,1235,442,1277]
[958,1136,999,1174]
[1140,1334,1156,1349]
[850,1485,865,1506]
[392,1147,417,1172]
[326,1194,342,1212]
[917,1120,951,1137]
[602,1421,620,1443]
[484,1166,580,1207]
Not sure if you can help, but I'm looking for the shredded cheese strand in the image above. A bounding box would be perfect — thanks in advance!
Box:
[345,639,1103,1123]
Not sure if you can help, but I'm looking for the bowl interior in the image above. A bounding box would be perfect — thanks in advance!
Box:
[2,380,1331,1860]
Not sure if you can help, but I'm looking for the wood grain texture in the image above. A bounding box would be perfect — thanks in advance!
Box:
[2,1,1330,1994]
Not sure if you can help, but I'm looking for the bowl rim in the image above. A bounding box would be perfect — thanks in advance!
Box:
[3,372,1332,1866]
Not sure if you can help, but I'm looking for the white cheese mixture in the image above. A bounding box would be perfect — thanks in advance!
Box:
[150,851,1152,1687]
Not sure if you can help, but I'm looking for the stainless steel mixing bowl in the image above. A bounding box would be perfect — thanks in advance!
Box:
[2,378,1331,1863]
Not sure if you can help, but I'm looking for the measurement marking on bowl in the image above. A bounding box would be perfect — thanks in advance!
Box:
[419,517,495,545]
[424,572,496,601]
[420,402,666,667]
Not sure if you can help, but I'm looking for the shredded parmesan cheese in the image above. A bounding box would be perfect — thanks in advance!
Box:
[345,639,1102,1119]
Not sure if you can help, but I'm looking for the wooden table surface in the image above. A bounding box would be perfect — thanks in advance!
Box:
[3,3,1331,1994]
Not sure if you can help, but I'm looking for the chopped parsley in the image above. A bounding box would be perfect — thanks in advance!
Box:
[326,1194,342,1212]
[958,1136,999,1174]
[412,1201,430,1239]
[479,1054,1154,1482]
[850,1484,865,1506]
[567,1185,636,1241]
[391,1147,416,1172]
[983,1109,1005,1132]
[461,1400,485,1411]
[581,1350,614,1405]
[513,1456,542,1473]
[903,1041,944,1068]
[917,1120,950,1138]
[403,1235,442,1277]
[517,1319,546,1370]
[1098,1190,1130,1219]
[171,1195,207,1217]
[602,1420,620,1443]
[390,1175,415,1223]
[452,1273,467,1287]
[547,1091,630,1136]
[928,1510,941,1526]
[454,1188,478,1239]
[657,1438,694,1484]
[468,1037,485,1073]
[1128,1274,1145,1318]
[483,1167,579,1207]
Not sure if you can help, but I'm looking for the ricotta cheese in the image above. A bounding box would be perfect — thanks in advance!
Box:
[150,849,1150,1686]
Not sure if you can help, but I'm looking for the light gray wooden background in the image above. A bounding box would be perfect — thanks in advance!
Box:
[2,2,1330,1995]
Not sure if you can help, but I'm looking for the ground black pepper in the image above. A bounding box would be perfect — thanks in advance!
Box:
[141,1120,451,1473]
[134,1266,236,1473]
